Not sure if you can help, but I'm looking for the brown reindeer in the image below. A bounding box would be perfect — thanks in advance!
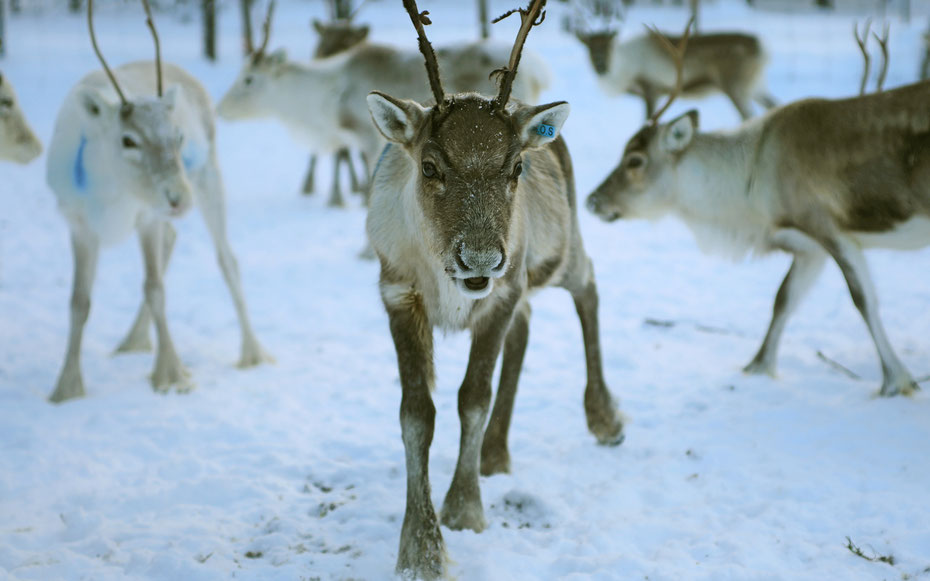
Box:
[586,22,928,397]
[365,0,624,577]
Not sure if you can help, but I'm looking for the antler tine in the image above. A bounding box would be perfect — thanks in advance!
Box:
[87,0,131,114]
[873,22,889,92]
[854,18,872,96]
[491,0,547,112]
[401,0,446,110]
[646,16,694,125]
[139,0,163,97]
[243,0,255,55]
[255,0,276,59]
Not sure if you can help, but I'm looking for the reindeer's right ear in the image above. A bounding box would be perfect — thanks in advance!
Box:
[79,87,115,118]
[367,91,428,145]
[660,110,699,153]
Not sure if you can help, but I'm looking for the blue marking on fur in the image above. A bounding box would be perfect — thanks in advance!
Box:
[373,143,392,179]
[73,135,88,192]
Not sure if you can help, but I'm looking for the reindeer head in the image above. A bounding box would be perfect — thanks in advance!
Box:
[312,18,369,59]
[368,0,562,299]
[0,72,43,164]
[586,19,694,223]
[216,0,281,120]
[586,110,697,222]
[575,30,617,75]
[68,0,193,216]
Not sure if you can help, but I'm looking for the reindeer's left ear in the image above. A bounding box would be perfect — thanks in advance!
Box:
[660,110,699,153]
[367,91,429,146]
[514,101,571,150]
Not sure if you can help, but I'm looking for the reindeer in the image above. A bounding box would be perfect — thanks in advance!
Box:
[585,21,929,397]
[0,71,42,164]
[366,1,624,577]
[300,17,371,204]
[45,0,271,403]
[574,19,776,120]
[216,0,551,207]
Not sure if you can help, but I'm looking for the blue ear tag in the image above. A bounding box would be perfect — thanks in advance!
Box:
[536,124,555,137]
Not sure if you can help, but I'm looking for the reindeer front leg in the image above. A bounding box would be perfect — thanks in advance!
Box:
[481,299,531,476]
[114,222,177,353]
[49,226,99,403]
[385,285,445,580]
[139,220,192,393]
[441,302,515,532]
[822,234,919,396]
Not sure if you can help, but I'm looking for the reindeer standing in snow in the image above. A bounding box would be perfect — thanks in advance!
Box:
[366,1,623,577]
[45,0,271,403]
[216,1,551,205]
[0,71,42,164]
[586,22,929,397]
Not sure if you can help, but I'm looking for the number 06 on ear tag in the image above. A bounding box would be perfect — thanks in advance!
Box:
[536,124,555,137]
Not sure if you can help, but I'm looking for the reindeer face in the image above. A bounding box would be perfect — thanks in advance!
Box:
[586,111,697,222]
[576,30,616,76]
[369,92,569,299]
[216,49,288,120]
[80,86,193,217]
[0,74,43,164]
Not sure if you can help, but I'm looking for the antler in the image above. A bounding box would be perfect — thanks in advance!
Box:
[251,0,276,62]
[854,19,872,96]
[87,0,131,115]
[645,17,693,125]
[402,0,446,110]
[140,0,163,97]
[873,23,889,92]
[491,0,547,112]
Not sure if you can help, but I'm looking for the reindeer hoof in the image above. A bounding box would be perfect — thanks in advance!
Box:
[397,509,446,581]
[480,443,511,476]
[742,357,776,377]
[237,340,274,368]
[114,333,153,354]
[585,386,625,446]
[879,378,920,397]
[150,358,193,394]
[49,371,86,404]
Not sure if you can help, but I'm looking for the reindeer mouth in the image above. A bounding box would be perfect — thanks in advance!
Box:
[463,277,490,291]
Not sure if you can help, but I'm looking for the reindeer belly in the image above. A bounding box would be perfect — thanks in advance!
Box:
[854,216,930,250]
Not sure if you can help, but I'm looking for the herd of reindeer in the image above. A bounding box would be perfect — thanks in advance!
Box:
[2,0,928,577]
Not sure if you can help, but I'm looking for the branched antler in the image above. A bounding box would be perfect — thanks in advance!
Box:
[402,0,446,110]
[854,19,872,96]
[646,17,693,125]
[490,0,547,112]
[251,0,276,63]
[873,23,889,92]
[140,0,163,97]
[87,0,131,115]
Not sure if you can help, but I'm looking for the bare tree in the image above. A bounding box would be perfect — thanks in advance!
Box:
[0,0,5,58]
[203,0,216,60]
[478,0,490,39]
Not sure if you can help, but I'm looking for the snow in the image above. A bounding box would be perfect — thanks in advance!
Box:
[2,1,929,580]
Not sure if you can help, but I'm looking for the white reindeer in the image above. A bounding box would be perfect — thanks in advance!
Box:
[575,22,776,120]
[45,0,271,403]
[586,25,928,397]
[216,1,551,201]
[0,71,42,164]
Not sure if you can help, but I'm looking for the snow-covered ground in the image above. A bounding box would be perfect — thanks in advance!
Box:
[2,1,929,579]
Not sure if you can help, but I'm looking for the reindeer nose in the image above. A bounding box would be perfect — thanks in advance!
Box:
[585,193,600,214]
[457,245,506,274]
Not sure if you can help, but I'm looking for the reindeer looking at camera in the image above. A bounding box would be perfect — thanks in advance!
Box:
[586,21,930,397]
[45,0,271,403]
[366,1,623,577]
[0,71,42,164]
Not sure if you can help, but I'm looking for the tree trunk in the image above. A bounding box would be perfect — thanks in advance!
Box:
[0,0,5,58]
[240,0,253,56]
[10,0,19,15]
[203,0,216,61]
[69,0,82,13]
[478,0,489,39]
[332,0,352,20]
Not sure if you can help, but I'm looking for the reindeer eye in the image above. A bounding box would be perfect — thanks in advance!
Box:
[422,161,437,179]
[122,135,139,149]
[512,161,523,179]
[0,98,12,110]
[244,75,254,86]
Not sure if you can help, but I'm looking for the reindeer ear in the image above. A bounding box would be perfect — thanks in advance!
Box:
[358,25,370,42]
[79,87,115,118]
[367,91,428,145]
[268,48,288,67]
[312,19,324,33]
[661,110,698,153]
[514,101,571,150]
